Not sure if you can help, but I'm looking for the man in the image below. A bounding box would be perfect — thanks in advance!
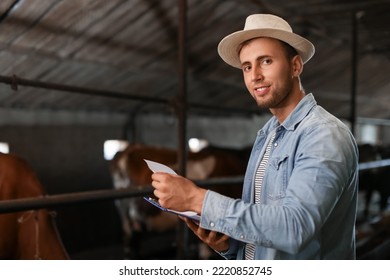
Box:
[151,14,358,259]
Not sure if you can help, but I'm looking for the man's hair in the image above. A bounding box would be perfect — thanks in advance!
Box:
[237,37,298,61]
[280,40,298,60]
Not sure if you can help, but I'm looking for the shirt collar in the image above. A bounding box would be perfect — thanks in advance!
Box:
[280,93,317,131]
[257,93,317,135]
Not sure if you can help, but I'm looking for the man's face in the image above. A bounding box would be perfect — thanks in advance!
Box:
[239,37,295,110]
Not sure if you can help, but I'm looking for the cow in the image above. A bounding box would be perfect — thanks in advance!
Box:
[0,152,69,260]
[109,143,250,259]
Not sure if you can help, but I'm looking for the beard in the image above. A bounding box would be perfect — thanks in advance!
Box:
[254,77,294,109]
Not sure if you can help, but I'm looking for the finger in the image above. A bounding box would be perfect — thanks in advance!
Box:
[153,189,162,199]
[217,233,230,242]
[151,179,160,189]
[184,218,199,232]
[151,173,165,183]
[208,230,217,238]
[183,219,206,239]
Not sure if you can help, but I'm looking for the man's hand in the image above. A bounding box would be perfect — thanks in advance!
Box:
[181,217,230,253]
[151,173,207,214]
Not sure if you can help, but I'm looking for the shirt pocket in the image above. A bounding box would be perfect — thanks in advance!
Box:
[266,155,289,201]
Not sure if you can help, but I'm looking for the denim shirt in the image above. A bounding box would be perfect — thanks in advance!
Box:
[200,93,358,260]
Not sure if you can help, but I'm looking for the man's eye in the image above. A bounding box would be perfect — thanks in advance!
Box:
[242,65,251,72]
[263,59,272,65]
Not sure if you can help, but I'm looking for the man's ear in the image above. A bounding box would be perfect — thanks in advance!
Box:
[292,55,303,77]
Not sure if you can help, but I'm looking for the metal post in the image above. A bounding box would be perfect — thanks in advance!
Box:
[350,12,362,135]
[176,0,189,259]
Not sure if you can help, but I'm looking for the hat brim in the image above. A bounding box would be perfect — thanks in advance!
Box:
[218,28,315,68]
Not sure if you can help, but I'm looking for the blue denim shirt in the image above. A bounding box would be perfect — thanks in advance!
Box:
[200,93,358,260]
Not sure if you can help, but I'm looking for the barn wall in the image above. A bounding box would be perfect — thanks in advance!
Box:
[132,113,271,148]
[383,128,390,145]
[0,125,120,193]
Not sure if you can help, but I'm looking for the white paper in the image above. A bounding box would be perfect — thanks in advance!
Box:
[144,159,177,174]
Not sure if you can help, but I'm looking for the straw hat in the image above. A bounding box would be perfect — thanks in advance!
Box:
[217,14,315,68]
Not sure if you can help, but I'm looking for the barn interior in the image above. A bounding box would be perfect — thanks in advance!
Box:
[0,0,389,260]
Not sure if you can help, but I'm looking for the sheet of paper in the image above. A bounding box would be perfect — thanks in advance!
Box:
[144,159,177,174]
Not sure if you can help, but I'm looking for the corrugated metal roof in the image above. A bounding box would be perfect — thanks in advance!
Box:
[0,0,389,121]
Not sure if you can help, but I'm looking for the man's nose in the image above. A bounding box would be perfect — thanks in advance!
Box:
[251,66,263,82]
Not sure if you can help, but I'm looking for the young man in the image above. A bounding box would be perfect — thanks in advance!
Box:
[151,14,358,259]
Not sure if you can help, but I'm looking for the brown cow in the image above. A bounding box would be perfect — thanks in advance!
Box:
[109,143,249,259]
[0,153,69,260]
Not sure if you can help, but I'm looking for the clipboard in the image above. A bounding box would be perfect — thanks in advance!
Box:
[143,197,201,222]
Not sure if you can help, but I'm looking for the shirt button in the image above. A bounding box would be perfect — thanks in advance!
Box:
[240,235,244,239]
[274,142,278,147]
[210,222,215,227]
